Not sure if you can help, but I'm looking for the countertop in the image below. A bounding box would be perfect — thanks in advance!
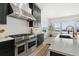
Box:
[0,32,44,43]
[49,34,79,56]
[0,37,14,42]
[0,33,32,42]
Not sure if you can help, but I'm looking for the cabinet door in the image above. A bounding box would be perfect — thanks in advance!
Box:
[7,3,13,15]
[37,8,41,27]
[37,34,44,47]
[0,40,15,56]
[33,4,41,27]
[29,3,41,27]
[0,3,8,24]
[0,45,14,56]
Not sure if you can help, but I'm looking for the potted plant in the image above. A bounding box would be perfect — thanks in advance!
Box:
[48,24,54,37]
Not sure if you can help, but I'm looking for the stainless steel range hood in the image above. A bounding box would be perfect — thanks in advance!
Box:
[8,3,36,21]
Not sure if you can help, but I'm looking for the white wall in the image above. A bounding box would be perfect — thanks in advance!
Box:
[36,3,79,29]
[41,10,48,39]
[37,3,79,19]
[41,12,48,28]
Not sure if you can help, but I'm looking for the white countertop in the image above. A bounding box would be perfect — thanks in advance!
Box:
[49,34,79,56]
[0,37,14,42]
[0,32,44,43]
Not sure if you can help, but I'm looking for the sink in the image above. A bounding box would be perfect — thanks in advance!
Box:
[59,34,72,39]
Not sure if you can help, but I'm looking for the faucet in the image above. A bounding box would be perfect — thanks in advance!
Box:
[66,26,75,38]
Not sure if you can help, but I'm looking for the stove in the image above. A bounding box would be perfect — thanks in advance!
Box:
[9,34,30,56]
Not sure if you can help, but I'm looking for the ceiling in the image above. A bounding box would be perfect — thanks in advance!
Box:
[36,3,79,19]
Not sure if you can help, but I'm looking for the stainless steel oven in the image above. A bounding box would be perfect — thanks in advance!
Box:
[9,34,37,56]
[9,35,28,56]
[28,40,36,49]
[15,36,27,56]
[27,35,37,55]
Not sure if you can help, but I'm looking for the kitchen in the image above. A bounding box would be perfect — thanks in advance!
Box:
[0,3,44,56]
[1,3,79,56]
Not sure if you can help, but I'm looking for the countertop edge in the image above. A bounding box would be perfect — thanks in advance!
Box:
[49,48,74,56]
[0,37,14,42]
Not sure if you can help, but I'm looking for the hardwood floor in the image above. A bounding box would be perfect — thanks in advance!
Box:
[30,44,50,56]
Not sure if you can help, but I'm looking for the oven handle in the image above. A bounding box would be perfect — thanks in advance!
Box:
[15,42,26,47]
[28,38,37,42]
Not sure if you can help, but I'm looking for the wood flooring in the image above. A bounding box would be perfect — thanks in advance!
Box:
[30,44,50,56]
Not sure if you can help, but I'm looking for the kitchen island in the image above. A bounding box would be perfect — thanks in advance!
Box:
[49,34,79,56]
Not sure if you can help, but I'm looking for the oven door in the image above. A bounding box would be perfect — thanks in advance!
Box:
[28,40,36,49]
[27,39,37,55]
[15,42,27,56]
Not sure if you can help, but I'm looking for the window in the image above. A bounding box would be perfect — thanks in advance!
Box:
[54,22,61,31]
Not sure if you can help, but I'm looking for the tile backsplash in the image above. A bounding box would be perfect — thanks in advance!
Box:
[0,16,43,38]
[0,16,29,38]
[7,16,29,35]
[0,25,8,38]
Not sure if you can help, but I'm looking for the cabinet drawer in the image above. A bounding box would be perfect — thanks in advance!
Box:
[0,40,14,47]
[50,51,65,56]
